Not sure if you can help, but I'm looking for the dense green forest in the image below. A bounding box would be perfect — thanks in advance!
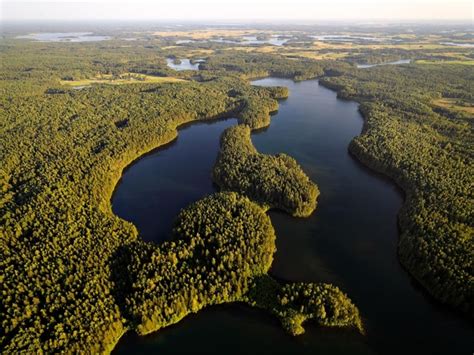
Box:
[113,192,277,335]
[200,53,329,80]
[0,79,238,352]
[245,275,363,336]
[1,26,472,353]
[214,125,319,216]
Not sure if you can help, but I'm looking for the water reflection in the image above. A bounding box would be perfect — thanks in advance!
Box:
[17,32,111,42]
[166,58,202,71]
[113,78,473,355]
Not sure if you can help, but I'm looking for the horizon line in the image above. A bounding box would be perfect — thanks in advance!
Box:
[2,18,473,23]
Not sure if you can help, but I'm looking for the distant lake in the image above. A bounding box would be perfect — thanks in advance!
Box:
[241,35,289,46]
[176,35,289,46]
[357,59,411,68]
[440,42,474,48]
[16,32,111,42]
[166,58,202,71]
[312,35,381,42]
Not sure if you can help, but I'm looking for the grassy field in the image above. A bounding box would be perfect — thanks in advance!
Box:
[416,59,474,66]
[223,46,277,53]
[310,42,454,50]
[282,50,348,60]
[432,98,474,114]
[221,44,349,60]
[60,73,186,87]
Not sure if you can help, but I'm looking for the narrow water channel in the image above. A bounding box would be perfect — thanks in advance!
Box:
[112,78,473,354]
[356,59,411,68]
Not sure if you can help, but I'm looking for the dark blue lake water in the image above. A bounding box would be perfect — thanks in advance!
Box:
[112,78,473,354]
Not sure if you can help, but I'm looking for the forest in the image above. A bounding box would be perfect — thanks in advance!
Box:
[113,192,277,335]
[1,24,473,353]
[244,275,364,336]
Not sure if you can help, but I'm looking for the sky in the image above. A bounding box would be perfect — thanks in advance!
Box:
[1,0,473,22]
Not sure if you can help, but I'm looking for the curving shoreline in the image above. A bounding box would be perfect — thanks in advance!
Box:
[109,76,470,353]
[109,77,365,352]
[213,124,319,217]
[105,110,240,214]
[318,77,473,316]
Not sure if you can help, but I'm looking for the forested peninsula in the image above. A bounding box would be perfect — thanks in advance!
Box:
[213,125,319,216]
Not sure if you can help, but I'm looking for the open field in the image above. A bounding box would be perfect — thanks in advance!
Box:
[60,73,186,86]
[432,98,474,114]
[416,59,474,66]
[282,50,348,60]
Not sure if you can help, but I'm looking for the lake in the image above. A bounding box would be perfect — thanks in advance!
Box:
[112,119,236,242]
[16,32,111,42]
[176,35,289,46]
[440,42,474,48]
[112,78,473,354]
[241,35,289,46]
[312,35,382,43]
[166,58,201,71]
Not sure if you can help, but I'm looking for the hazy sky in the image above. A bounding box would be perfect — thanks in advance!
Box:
[2,0,473,21]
